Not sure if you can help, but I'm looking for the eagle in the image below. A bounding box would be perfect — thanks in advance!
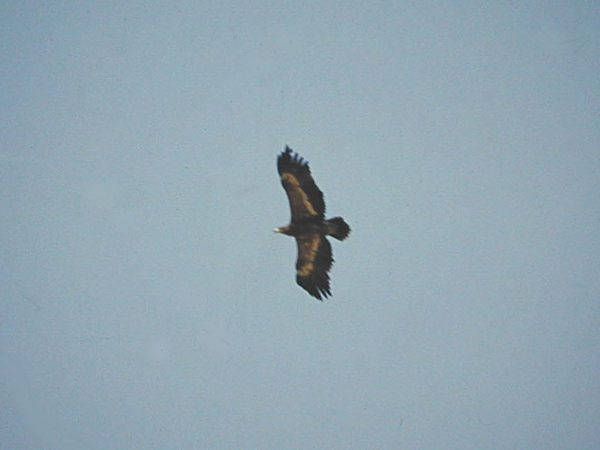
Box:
[275,146,351,300]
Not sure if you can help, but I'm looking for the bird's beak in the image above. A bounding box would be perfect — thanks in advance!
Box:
[274,228,282,233]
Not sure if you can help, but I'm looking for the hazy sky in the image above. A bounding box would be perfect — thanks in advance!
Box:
[2,1,599,449]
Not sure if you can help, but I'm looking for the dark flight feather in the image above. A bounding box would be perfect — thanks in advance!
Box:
[275,146,350,300]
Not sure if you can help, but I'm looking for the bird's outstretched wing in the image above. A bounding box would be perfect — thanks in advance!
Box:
[278,146,325,221]
[295,233,333,300]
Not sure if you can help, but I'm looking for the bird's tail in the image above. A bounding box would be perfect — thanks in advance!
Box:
[326,217,351,241]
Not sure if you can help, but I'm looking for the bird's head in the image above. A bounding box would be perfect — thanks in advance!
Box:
[274,224,292,235]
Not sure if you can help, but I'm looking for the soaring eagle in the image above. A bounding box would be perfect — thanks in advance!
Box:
[275,146,351,300]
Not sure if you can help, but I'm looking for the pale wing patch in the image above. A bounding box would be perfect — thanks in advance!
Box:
[297,262,314,277]
[281,173,319,217]
[296,235,320,276]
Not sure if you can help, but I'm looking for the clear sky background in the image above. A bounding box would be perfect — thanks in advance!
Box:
[2,1,599,449]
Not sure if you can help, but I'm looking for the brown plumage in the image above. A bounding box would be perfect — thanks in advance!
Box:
[275,146,350,300]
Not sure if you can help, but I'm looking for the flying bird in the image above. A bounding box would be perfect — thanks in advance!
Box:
[275,146,351,300]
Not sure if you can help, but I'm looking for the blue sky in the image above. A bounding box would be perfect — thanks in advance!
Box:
[2,1,599,449]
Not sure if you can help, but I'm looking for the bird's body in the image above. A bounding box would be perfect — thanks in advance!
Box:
[275,146,350,300]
